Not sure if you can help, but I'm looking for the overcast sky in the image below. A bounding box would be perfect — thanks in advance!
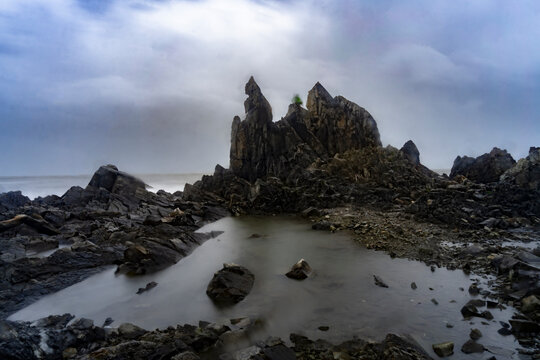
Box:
[1,0,539,176]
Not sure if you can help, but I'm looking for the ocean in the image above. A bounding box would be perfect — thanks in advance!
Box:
[0,173,207,200]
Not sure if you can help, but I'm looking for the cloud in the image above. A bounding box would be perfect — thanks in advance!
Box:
[0,0,539,176]
[379,44,476,86]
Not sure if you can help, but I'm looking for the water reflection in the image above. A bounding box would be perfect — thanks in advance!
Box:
[10,216,520,358]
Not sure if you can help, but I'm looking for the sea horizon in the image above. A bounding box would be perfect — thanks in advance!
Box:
[0,172,208,200]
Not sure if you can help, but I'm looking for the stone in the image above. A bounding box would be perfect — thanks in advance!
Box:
[171,352,200,360]
[285,259,312,280]
[400,140,420,166]
[469,328,482,340]
[136,281,158,294]
[0,214,59,235]
[432,342,454,357]
[87,164,146,196]
[411,282,417,289]
[118,323,146,339]
[500,146,540,190]
[461,340,484,354]
[521,295,540,314]
[373,275,389,288]
[263,344,296,360]
[206,264,255,304]
[450,147,516,183]
[62,347,77,359]
[0,191,30,209]
[509,319,540,334]
[468,283,480,295]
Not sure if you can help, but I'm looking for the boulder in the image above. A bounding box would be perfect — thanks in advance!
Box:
[521,295,540,314]
[400,140,420,166]
[0,214,59,235]
[373,275,389,288]
[450,147,516,183]
[0,191,30,209]
[206,264,255,304]
[460,340,484,354]
[285,259,312,280]
[501,146,540,190]
[118,323,146,339]
[432,342,454,357]
[87,164,146,197]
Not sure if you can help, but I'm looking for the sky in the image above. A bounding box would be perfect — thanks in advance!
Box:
[0,0,539,176]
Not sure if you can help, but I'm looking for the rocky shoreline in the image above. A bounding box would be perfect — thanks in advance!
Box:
[1,78,539,359]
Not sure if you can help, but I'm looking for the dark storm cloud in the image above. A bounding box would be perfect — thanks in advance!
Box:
[0,0,538,175]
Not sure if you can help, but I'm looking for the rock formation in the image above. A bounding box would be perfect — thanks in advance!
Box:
[450,147,516,183]
[230,77,381,182]
[206,263,254,303]
[500,147,540,190]
[400,140,421,166]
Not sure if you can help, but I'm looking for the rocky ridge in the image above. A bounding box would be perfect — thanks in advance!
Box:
[1,77,539,359]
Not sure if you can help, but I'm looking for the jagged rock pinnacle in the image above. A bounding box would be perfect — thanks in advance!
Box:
[306,82,335,114]
[400,140,420,166]
[243,76,272,122]
[230,78,382,182]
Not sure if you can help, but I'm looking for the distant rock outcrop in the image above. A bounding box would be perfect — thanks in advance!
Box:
[450,147,516,183]
[87,164,147,198]
[501,147,540,190]
[400,140,420,166]
[230,77,382,182]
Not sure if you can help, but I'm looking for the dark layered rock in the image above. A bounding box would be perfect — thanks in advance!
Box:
[0,165,228,319]
[304,82,382,154]
[0,191,30,211]
[450,147,516,183]
[400,140,420,166]
[229,77,381,182]
[87,164,146,196]
[501,146,540,190]
[285,259,312,280]
[206,263,254,304]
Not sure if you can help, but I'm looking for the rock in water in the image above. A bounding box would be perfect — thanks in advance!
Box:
[461,340,484,354]
[285,259,312,280]
[450,147,516,183]
[373,275,389,288]
[469,328,482,340]
[136,281,158,294]
[432,342,454,357]
[206,264,255,304]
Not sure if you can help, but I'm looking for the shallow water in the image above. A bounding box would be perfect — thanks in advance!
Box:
[10,216,522,358]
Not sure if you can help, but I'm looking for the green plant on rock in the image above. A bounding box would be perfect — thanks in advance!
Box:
[292,94,303,105]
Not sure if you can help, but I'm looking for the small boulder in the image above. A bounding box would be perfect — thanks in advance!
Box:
[469,328,482,340]
[206,264,255,304]
[117,323,146,339]
[136,281,158,294]
[521,295,540,314]
[432,342,454,357]
[285,259,312,280]
[461,340,484,354]
[373,275,389,288]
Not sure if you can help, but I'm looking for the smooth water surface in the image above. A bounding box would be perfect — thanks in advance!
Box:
[10,216,521,358]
